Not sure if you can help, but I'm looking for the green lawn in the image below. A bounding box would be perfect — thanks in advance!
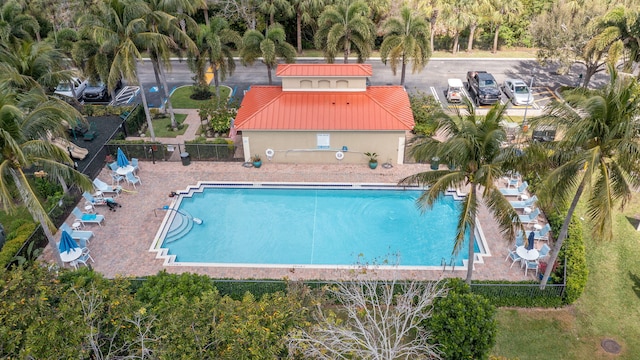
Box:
[170,85,231,109]
[492,194,640,359]
[144,113,187,138]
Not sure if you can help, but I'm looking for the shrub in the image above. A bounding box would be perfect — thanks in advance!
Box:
[135,271,215,310]
[409,91,448,136]
[547,212,588,304]
[424,279,497,360]
[0,223,36,269]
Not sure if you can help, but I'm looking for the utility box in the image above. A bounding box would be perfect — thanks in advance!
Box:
[532,126,556,142]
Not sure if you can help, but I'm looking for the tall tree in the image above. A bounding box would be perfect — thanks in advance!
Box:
[399,101,521,284]
[291,0,325,54]
[0,0,40,45]
[538,65,640,288]
[82,0,159,140]
[197,17,241,98]
[240,23,296,85]
[531,0,618,87]
[314,0,375,63]
[486,0,521,53]
[0,86,92,267]
[0,40,71,91]
[441,0,471,54]
[380,6,431,86]
[411,0,442,53]
[288,278,446,358]
[595,5,640,76]
[258,0,294,26]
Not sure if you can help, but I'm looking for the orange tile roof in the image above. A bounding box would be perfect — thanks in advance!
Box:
[235,86,414,131]
[276,64,373,77]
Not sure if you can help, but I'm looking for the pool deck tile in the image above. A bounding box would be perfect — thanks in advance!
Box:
[42,162,546,282]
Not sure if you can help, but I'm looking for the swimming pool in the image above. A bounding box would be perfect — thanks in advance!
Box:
[151,183,489,269]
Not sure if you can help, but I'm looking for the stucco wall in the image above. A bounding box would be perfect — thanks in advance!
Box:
[281,77,367,91]
[242,131,407,164]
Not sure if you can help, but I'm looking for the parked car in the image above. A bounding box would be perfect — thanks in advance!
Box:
[502,79,534,106]
[83,80,108,101]
[532,126,556,142]
[446,78,464,103]
[54,77,88,100]
[466,71,501,106]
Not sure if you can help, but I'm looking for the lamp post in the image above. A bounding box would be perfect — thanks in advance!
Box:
[522,77,534,133]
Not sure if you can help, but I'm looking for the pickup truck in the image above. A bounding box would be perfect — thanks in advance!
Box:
[466,71,501,106]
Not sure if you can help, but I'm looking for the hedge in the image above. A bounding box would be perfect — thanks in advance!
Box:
[0,223,37,270]
[547,212,588,304]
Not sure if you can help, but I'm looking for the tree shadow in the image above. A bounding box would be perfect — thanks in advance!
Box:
[628,271,640,299]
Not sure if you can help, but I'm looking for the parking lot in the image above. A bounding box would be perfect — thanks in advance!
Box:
[430,83,558,111]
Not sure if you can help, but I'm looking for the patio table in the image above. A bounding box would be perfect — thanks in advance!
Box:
[516,246,539,261]
[116,165,134,175]
[60,248,82,264]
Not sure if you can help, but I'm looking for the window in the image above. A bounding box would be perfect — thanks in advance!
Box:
[300,80,312,88]
[336,80,348,88]
[318,80,330,88]
[317,133,330,149]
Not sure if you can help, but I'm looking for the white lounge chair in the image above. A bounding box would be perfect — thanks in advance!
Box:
[72,207,105,227]
[500,181,528,197]
[509,195,538,209]
[93,178,121,196]
[60,223,94,243]
[518,223,551,241]
[514,208,540,224]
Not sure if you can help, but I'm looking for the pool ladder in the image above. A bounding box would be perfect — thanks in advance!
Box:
[441,257,456,273]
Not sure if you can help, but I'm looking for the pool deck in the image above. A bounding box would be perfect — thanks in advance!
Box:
[42,161,545,282]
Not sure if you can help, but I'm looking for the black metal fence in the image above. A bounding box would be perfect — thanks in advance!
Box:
[105,142,242,162]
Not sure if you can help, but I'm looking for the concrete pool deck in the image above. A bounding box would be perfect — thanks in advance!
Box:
[42,161,542,282]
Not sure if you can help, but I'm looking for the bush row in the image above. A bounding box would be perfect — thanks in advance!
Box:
[547,212,588,304]
[0,223,36,270]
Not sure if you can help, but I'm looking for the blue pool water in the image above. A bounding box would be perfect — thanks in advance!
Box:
[160,187,480,267]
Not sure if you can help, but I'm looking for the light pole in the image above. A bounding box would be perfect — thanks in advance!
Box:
[522,77,534,133]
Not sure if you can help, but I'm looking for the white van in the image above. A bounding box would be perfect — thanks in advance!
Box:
[446,78,464,103]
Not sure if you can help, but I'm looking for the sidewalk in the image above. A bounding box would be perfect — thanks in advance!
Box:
[125,108,201,145]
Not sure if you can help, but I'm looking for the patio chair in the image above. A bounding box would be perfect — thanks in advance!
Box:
[108,162,119,171]
[72,248,94,269]
[93,178,121,197]
[505,248,522,268]
[514,231,525,249]
[517,223,551,241]
[125,171,142,189]
[514,208,540,224]
[83,122,97,141]
[60,223,94,243]
[524,259,539,277]
[72,207,105,227]
[131,158,140,173]
[509,195,538,209]
[500,181,528,197]
[538,244,551,260]
[110,172,125,186]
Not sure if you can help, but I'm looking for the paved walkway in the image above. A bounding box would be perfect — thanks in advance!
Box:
[40,107,551,282]
[42,160,547,282]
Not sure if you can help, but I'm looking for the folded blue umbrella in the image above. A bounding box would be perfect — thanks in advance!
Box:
[527,231,535,250]
[59,230,79,254]
[117,147,129,167]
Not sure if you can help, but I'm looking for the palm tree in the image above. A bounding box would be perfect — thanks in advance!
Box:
[314,0,374,63]
[538,66,640,288]
[0,40,71,91]
[258,0,294,26]
[291,0,325,54]
[486,0,521,53]
[441,0,471,54]
[380,6,431,86]
[399,101,521,284]
[240,23,296,85]
[198,17,241,98]
[0,86,92,267]
[0,0,40,45]
[82,0,164,140]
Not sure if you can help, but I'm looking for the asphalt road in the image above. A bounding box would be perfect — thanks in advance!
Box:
[136,58,609,109]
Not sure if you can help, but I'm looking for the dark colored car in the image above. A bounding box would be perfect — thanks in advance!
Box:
[82,80,108,101]
[466,71,501,106]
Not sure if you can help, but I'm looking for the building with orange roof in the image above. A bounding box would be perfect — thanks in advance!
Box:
[234,64,414,165]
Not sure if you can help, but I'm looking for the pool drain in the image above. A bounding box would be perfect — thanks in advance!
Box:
[600,338,621,354]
